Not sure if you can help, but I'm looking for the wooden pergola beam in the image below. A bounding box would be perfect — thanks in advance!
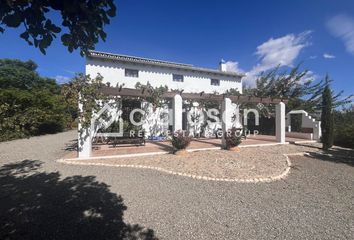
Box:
[100,86,288,104]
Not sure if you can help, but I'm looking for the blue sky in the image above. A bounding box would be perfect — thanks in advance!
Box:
[0,0,354,97]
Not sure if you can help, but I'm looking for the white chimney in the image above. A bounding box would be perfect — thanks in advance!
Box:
[219,59,227,72]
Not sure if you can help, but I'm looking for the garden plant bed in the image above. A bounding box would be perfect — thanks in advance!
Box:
[60,143,335,182]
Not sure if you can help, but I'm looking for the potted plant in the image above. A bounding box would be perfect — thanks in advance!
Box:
[171,130,192,155]
[224,127,242,152]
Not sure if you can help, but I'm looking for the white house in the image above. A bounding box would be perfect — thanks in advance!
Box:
[77,50,306,159]
[76,51,321,158]
[86,50,244,94]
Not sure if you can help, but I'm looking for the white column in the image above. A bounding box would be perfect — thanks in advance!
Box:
[78,125,92,158]
[77,99,92,158]
[313,121,322,140]
[276,102,286,143]
[172,94,183,132]
[221,97,232,148]
[141,100,152,137]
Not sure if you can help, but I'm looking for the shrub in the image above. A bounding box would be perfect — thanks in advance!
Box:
[37,120,65,134]
[0,59,73,142]
[171,130,191,150]
[224,127,242,149]
[334,124,354,149]
[333,107,354,149]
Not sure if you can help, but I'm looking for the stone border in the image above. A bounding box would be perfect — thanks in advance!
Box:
[57,153,304,183]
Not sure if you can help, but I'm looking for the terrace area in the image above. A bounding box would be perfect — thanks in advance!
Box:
[65,134,313,159]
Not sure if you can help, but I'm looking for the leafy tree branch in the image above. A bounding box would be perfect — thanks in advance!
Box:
[0,0,116,55]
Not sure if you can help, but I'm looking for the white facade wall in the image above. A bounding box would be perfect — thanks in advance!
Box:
[86,58,242,94]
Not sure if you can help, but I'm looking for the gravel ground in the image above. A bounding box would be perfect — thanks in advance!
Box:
[1,131,354,239]
[62,145,319,180]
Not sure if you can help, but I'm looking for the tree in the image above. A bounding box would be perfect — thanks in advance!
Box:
[306,76,353,112]
[0,59,60,92]
[243,65,353,114]
[0,0,116,55]
[321,78,334,150]
[0,59,69,141]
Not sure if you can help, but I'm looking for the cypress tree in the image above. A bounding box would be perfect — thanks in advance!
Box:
[321,76,334,150]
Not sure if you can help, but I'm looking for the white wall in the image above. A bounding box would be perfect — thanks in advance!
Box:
[286,132,313,140]
[286,110,322,140]
[86,58,242,94]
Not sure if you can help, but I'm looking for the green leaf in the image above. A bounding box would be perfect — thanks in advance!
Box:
[20,32,29,40]
[33,39,39,47]
[61,33,71,45]
[51,25,61,33]
[39,47,46,55]
[99,31,107,40]
[3,13,22,28]
[107,6,116,17]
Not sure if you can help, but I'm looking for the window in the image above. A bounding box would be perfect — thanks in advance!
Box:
[210,79,220,86]
[125,68,139,78]
[173,74,184,82]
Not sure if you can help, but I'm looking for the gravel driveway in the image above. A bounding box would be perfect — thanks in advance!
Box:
[0,130,353,239]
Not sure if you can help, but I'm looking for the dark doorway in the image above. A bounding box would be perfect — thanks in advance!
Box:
[290,114,302,132]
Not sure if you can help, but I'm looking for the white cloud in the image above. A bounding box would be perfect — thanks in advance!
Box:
[224,60,244,73]
[309,55,317,59]
[323,53,336,59]
[303,70,319,83]
[327,14,354,55]
[243,31,312,87]
[55,75,71,84]
[64,69,76,75]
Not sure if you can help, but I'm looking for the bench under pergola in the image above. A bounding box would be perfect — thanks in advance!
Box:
[78,86,288,158]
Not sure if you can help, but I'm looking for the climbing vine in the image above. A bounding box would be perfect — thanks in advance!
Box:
[61,73,108,130]
[135,81,169,108]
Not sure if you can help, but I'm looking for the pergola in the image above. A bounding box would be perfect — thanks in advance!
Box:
[100,86,287,104]
[78,87,288,158]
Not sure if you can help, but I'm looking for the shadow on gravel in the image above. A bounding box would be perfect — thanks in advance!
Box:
[295,144,354,167]
[0,160,157,240]
[64,139,78,152]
